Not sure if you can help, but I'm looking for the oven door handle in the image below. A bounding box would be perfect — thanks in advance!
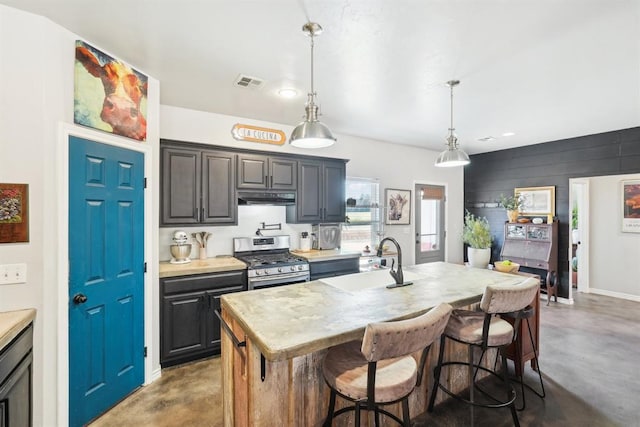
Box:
[214,309,246,349]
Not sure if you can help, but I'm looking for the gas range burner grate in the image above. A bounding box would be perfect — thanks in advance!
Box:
[239,253,306,268]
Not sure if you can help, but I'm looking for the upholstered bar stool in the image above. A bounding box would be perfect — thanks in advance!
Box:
[427,278,539,427]
[322,303,453,427]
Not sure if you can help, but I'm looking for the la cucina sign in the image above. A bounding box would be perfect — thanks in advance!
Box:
[231,124,286,145]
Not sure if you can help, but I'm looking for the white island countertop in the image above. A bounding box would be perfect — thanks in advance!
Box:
[221,262,531,361]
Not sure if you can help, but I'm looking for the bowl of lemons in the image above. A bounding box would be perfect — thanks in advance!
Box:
[494,260,520,273]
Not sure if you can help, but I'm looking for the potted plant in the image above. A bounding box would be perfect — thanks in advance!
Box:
[462,210,493,268]
[498,193,524,223]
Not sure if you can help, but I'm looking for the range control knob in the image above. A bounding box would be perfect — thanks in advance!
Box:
[255,271,261,276]
[278,267,282,273]
[298,265,304,271]
[290,266,295,272]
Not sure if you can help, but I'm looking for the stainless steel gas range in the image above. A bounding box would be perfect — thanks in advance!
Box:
[233,235,310,290]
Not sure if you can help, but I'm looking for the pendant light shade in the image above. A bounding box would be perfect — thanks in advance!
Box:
[435,80,470,167]
[290,22,336,148]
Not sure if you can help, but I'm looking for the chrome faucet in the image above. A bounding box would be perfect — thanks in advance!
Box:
[377,237,410,287]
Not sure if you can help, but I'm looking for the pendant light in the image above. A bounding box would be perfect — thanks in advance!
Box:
[435,80,470,167]
[290,22,336,148]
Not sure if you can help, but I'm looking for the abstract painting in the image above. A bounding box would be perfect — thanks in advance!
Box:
[622,180,640,233]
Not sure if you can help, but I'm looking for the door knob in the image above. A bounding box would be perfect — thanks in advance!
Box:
[73,293,88,305]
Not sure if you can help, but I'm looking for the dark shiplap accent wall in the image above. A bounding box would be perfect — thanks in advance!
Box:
[464,126,640,298]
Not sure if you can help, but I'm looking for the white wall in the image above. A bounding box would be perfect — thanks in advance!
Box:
[160,105,465,265]
[588,173,640,299]
[0,4,161,425]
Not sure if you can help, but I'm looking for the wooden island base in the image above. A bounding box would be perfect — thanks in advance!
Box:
[223,303,505,426]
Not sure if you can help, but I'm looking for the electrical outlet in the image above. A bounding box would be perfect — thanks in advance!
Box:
[0,263,27,285]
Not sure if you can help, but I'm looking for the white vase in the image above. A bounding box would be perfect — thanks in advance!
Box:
[467,247,491,269]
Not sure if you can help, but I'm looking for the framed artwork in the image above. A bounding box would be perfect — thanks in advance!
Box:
[74,40,148,141]
[622,180,640,233]
[515,186,555,217]
[0,183,29,243]
[385,188,411,225]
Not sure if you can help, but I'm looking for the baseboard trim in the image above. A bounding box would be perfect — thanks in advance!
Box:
[586,288,640,302]
[145,367,162,386]
[541,293,573,305]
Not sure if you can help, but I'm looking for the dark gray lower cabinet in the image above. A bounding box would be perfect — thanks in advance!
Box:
[160,270,247,367]
[0,324,33,427]
[309,258,359,281]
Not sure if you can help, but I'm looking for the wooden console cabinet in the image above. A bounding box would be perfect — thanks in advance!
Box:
[501,221,558,274]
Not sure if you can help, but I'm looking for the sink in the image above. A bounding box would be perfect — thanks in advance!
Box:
[319,269,427,292]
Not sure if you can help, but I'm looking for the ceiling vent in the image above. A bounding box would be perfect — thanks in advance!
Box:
[234,74,264,89]
[477,136,496,142]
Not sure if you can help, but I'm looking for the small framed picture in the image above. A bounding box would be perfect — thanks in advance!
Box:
[622,180,640,233]
[0,183,29,243]
[515,186,555,217]
[385,188,411,225]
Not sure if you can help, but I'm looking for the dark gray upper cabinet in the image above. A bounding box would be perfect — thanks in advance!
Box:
[287,159,346,224]
[161,147,201,225]
[237,154,297,190]
[202,150,237,224]
[161,145,237,226]
[323,160,347,222]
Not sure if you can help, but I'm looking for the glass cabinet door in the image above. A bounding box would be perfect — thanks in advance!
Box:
[506,224,526,239]
[527,225,550,240]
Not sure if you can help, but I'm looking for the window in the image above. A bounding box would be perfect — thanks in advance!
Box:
[341,177,381,252]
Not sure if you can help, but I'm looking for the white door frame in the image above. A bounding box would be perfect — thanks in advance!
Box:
[569,178,590,299]
[56,123,156,427]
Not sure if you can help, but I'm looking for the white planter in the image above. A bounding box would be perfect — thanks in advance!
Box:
[467,247,491,269]
[572,229,580,244]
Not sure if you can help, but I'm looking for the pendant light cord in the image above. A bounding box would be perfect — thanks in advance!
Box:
[449,83,454,134]
[310,34,315,97]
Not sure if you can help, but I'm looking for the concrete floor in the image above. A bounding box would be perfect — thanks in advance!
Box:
[89,293,639,427]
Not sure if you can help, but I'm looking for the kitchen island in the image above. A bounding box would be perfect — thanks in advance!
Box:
[220,262,537,426]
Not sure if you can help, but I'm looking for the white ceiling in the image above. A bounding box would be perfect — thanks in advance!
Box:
[3,0,639,154]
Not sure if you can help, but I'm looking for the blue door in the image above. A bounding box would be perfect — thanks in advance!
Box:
[68,136,145,426]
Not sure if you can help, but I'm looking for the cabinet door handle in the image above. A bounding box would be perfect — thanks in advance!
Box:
[270,175,273,187]
[201,207,205,221]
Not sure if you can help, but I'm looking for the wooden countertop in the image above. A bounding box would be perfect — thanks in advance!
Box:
[221,262,531,361]
[159,256,247,278]
[290,249,362,262]
[0,308,36,352]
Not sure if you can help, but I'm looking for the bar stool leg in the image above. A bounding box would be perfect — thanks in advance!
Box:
[525,317,546,399]
[500,349,520,427]
[323,389,336,427]
[468,346,475,427]
[428,335,446,412]
[402,397,410,427]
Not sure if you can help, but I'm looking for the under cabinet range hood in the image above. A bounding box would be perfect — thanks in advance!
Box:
[237,191,296,205]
